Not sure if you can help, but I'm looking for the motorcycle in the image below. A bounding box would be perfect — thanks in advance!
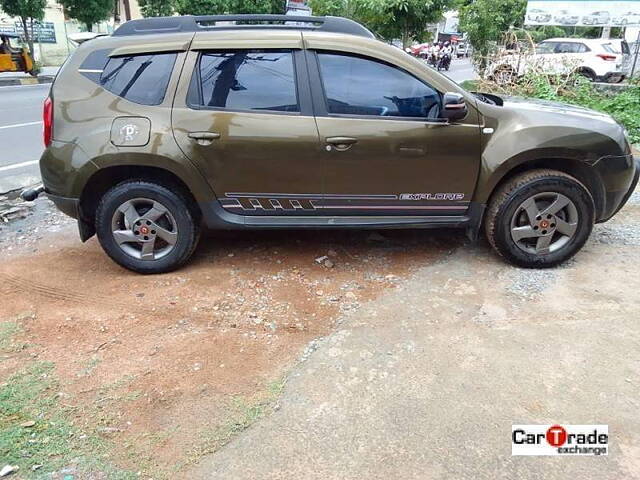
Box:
[427,51,439,68]
[437,52,451,71]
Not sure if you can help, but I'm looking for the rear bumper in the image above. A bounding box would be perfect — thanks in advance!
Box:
[47,191,80,219]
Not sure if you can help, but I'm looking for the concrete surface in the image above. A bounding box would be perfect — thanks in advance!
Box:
[190,191,640,479]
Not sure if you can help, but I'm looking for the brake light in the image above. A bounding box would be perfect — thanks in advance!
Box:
[43,96,53,147]
[596,53,616,61]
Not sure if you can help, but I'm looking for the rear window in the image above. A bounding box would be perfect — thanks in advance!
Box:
[602,43,621,54]
[99,53,177,105]
[188,49,299,113]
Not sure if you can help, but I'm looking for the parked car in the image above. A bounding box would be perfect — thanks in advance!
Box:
[613,12,640,25]
[23,15,638,273]
[456,42,470,58]
[555,10,580,25]
[582,11,610,25]
[527,8,552,23]
[487,38,630,83]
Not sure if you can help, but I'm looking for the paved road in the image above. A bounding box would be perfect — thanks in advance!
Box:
[0,83,49,193]
[441,56,478,84]
[0,59,478,194]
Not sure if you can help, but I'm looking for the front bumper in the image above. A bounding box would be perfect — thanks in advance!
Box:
[600,156,639,222]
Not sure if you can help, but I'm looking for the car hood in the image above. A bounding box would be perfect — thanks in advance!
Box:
[500,95,618,124]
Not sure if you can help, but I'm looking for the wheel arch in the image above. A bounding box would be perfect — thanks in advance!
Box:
[78,164,208,235]
[482,158,605,221]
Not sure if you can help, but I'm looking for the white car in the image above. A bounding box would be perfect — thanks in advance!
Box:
[487,38,631,83]
[527,8,552,23]
[582,11,610,25]
[554,10,580,25]
[613,12,640,25]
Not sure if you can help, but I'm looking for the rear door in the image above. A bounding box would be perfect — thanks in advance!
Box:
[306,48,481,216]
[172,32,324,215]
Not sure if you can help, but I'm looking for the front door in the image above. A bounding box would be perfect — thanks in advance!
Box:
[172,47,324,215]
[309,51,481,216]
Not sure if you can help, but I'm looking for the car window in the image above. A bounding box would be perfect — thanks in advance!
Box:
[317,52,441,119]
[554,43,587,54]
[536,42,556,54]
[100,53,177,106]
[193,50,299,112]
[603,42,624,54]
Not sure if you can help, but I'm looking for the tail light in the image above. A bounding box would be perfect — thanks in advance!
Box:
[43,96,53,147]
[596,53,616,61]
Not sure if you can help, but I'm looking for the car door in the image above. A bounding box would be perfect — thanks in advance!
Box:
[172,33,324,215]
[553,42,586,74]
[307,49,481,216]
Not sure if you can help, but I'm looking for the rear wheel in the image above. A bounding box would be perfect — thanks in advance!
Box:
[485,169,595,268]
[96,181,200,274]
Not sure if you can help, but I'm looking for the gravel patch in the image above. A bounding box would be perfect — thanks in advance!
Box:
[591,222,640,246]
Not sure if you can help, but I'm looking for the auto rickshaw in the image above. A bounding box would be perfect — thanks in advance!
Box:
[0,33,37,76]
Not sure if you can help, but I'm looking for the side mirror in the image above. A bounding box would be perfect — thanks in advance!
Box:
[441,92,468,122]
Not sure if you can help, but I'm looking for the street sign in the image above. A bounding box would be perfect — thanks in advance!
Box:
[0,21,57,43]
[525,0,640,27]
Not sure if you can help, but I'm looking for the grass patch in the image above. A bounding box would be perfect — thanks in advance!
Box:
[177,377,286,472]
[459,79,478,91]
[0,321,21,352]
[0,362,136,479]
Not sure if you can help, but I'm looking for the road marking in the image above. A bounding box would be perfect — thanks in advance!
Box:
[0,160,39,172]
[0,121,43,130]
[0,83,50,90]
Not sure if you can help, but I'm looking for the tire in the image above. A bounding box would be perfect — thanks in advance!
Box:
[485,169,595,268]
[577,68,596,82]
[96,180,200,274]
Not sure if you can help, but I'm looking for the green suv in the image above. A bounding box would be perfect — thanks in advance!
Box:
[25,15,639,273]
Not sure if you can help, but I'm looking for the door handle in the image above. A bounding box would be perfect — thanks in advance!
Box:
[188,131,221,146]
[326,136,357,152]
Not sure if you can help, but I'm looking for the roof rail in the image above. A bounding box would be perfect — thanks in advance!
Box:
[113,14,375,39]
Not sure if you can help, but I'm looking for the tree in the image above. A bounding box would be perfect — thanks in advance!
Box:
[0,0,46,57]
[138,0,174,17]
[58,0,113,31]
[309,0,449,48]
[174,0,285,16]
[364,0,450,48]
[458,0,526,65]
[308,0,364,19]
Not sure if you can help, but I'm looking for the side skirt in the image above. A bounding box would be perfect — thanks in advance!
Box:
[200,200,486,238]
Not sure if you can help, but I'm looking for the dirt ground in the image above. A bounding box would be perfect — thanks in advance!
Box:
[0,197,459,478]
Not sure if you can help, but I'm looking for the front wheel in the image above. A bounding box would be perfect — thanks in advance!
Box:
[96,181,200,274]
[485,169,595,268]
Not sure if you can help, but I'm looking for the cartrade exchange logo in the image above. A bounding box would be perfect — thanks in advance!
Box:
[512,425,608,456]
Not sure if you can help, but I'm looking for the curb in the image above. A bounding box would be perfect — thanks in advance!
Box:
[0,76,54,87]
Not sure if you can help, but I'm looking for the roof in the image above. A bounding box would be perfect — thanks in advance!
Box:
[541,37,621,44]
[113,14,374,39]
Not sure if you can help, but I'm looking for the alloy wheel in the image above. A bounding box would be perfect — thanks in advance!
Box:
[110,198,178,261]
[510,192,579,255]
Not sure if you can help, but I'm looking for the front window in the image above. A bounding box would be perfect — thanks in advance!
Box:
[536,42,556,54]
[316,52,441,119]
[191,49,299,113]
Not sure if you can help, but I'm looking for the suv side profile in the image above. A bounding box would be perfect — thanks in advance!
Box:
[28,15,638,273]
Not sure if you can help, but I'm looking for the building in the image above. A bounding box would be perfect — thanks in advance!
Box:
[0,0,141,66]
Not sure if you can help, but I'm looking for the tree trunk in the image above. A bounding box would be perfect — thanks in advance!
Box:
[86,23,93,32]
[123,0,132,21]
[20,17,34,58]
